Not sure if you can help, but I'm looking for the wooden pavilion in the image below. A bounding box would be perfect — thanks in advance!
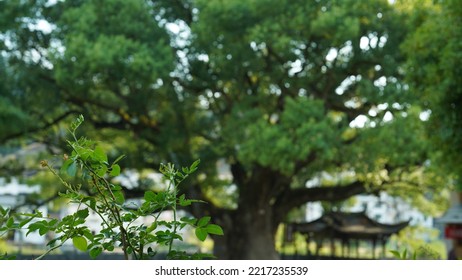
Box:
[284,211,410,259]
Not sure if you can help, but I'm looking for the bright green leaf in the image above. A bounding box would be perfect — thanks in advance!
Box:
[96,165,108,177]
[75,146,92,160]
[206,224,224,236]
[70,115,84,132]
[113,191,125,205]
[144,191,156,202]
[189,159,200,173]
[195,227,208,241]
[110,164,121,176]
[111,184,122,191]
[94,146,108,163]
[147,222,157,233]
[121,213,135,222]
[180,217,197,225]
[197,216,211,227]
[178,194,192,206]
[72,236,88,252]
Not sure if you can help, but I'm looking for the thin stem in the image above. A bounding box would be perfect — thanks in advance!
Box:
[167,177,181,255]
[84,202,112,232]
[91,177,135,260]
[35,243,63,260]
[42,162,75,192]
[168,207,177,254]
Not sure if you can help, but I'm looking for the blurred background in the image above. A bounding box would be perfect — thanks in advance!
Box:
[0,0,461,259]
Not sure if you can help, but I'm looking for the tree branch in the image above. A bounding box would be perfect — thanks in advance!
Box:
[11,192,63,213]
[275,181,369,213]
[1,110,80,143]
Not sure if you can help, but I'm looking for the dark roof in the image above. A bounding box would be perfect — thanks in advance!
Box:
[289,211,409,240]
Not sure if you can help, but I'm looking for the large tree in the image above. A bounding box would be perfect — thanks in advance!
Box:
[402,0,462,187]
[0,0,449,259]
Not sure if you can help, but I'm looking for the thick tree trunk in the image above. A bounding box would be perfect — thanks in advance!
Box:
[209,164,288,259]
[209,164,368,259]
[212,207,280,259]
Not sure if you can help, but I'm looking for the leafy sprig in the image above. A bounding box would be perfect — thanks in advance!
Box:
[0,115,223,260]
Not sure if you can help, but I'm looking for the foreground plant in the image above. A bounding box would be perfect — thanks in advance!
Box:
[0,115,223,260]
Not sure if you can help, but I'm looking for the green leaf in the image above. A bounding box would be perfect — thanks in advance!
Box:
[6,217,14,228]
[206,224,224,236]
[70,115,84,132]
[72,236,88,252]
[112,154,125,165]
[105,244,115,252]
[113,191,125,205]
[88,197,96,210]
[39,226,48,236]
[67,161,78,177]
[60,159,73,175]
[197,216,211,227]
[96,165,108,177]
[121,213,135,222]
[110,164,121,176]
[94,146,108,163]
[27,222,45,236]
[19,216,35,228]
[390,250,401,259]
[89,247,102,259]
[195,227,208,241]
[178,194,192,206]
[111,184,122,191]
[74,146,92,160]
[47,237,60,247]
[144,191,156,202]
[146,222,157,233]
[48,219,58,227]
[76,208,89,219]
[180,217,197,225]
[189,159,200,173]
[83,230,94,241]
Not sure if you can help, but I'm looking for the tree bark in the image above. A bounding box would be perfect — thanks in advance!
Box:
[212,206,280,260]
[211,165,288,259]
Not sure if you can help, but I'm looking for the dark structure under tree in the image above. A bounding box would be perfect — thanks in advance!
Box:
[283,211,410,259]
